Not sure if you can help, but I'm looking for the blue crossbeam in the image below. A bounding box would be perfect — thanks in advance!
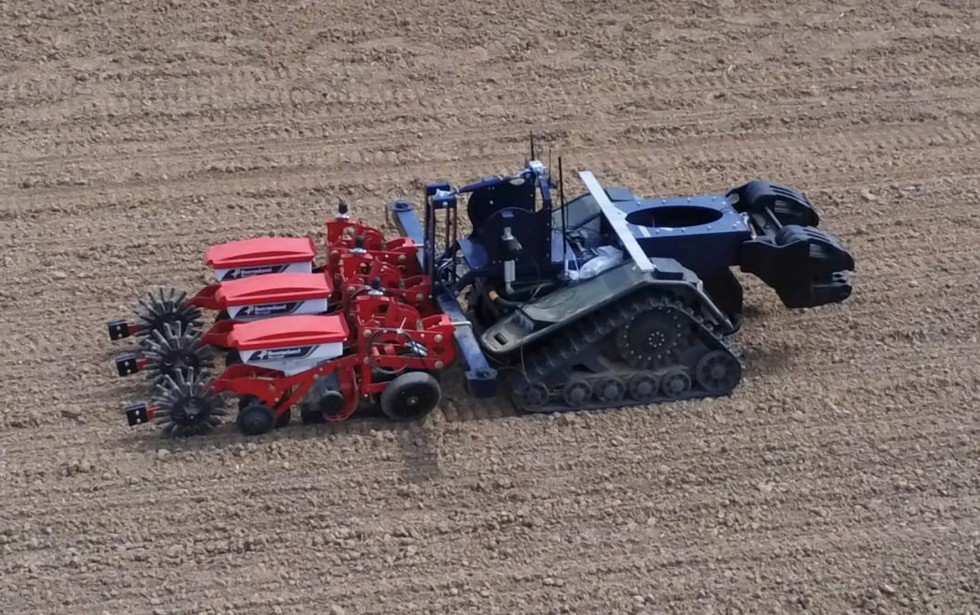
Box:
[386,200,499,398]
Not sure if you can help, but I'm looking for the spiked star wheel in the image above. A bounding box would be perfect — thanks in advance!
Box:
[133,288,204,349]
[142,322,215,387]
[151,368,227,438]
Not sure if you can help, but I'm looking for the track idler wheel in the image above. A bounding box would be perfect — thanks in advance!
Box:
[142,323,215,387]
[380,371,441,422]
[151,368,227,438]
[237,400,278,436]
[695,350,742,395]
[134,288,204,347]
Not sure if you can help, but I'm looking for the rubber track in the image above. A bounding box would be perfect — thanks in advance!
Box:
[509,292,744,414]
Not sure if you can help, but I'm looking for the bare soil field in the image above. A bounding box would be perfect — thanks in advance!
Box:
[2,0,979,613]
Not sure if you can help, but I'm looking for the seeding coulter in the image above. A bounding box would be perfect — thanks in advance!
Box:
[106,144,855,438]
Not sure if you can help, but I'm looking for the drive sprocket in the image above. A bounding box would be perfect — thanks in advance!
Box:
[151,368,227,438]
[133,288,204,348]
[615,302,687,370]
[142,322,215,387]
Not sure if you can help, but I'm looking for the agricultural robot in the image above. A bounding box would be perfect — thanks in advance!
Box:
[105,145,854,437]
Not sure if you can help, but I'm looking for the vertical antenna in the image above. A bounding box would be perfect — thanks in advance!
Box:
[558,156,566,206]
[530,131,536,161]
[559,155,569,279]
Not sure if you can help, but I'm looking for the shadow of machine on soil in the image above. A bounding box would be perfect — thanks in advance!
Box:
[105,362,522,485]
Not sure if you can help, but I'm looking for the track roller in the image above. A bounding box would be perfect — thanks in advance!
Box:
[562,378,592,408]
[627,372,660,403]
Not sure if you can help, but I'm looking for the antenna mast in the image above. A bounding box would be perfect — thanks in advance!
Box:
[559,155,569,279]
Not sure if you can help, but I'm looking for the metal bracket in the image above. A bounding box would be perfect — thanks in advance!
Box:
[578,171,655,273]
[386,200,499,398]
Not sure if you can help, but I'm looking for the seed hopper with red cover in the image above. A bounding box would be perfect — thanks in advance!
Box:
[108,202,435,389]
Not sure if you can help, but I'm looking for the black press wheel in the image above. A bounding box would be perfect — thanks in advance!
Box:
[380,371,441,423]
[695,350,742,395]
[237,401,277,436]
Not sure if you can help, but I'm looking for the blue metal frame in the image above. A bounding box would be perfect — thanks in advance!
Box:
[386,199,499,398]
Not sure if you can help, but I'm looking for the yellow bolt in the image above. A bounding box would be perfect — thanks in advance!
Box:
[435,361,444,369]
[434,334,443,343]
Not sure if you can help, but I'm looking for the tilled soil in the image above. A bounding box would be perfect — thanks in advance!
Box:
[2,1,979,613]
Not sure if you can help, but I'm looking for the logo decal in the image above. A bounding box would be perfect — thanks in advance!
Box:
[222,264,288,280]
[237,302,301,318]
[247,346,316,362]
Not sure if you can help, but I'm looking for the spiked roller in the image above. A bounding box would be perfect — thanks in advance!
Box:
[109,287,205,347]
[138,322,215,386]
[150,368,228,438]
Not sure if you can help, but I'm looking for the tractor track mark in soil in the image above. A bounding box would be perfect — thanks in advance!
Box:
[20,524,975,615]
[0,390,967,490]
[6,95,977,192]
[4,45,977,130]
[2,120,978,216]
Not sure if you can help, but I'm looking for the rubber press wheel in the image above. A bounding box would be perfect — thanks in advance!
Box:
[237,400,277,436]
[380,371,441,423]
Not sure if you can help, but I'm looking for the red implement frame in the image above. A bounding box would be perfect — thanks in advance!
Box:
[332,252,437,315]
[143,294,455,424]
[325,218,421,277]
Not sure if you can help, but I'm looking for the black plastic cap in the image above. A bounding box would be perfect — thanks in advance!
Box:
[338,198,349,215]
[370,277,382,291]
[107,319,131,341]
[116,354,140,377]
[125,402,149,426]
[354,235,365,249]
